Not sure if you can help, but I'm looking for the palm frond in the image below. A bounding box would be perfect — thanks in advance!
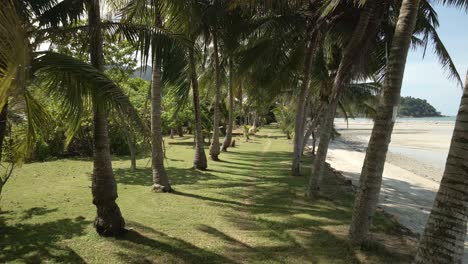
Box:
[31,51,147,145]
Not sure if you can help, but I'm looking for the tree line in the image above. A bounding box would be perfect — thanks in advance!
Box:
[0,0,467,263]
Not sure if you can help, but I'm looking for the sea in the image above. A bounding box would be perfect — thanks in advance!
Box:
[336,116,457,124]
[396,116,457,123]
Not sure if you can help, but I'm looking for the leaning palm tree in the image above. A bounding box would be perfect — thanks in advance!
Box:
[308,0,383,198]
[349,0,465,244]
[413,69,468,264]
[349,0,421,244]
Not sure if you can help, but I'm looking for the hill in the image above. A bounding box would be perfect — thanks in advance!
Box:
[399,96,442,117]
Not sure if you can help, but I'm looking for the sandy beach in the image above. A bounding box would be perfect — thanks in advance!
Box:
[316,118,468,262]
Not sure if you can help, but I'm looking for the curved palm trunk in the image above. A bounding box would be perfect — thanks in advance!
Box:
[349,0,420,245]
[222,58,234,152]
[307,0,379,198]
[292,38,315,176]
[414,71,468,263]
[89,0,125,236]
[302,102,324,153]
[190,47,208,170]
[209,32,221,161]
[151,62,172,192]
[0,103,8,162]
[307,100,339,197]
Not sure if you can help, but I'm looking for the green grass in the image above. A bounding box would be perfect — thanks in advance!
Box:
[0,126,415,263]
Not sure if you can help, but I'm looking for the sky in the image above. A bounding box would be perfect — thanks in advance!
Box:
[402,5,468,116]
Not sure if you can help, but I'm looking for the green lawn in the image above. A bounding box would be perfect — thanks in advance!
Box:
[0,126,415,263]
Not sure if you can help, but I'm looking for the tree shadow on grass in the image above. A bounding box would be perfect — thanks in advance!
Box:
[0,211,90,263]
[114,167,221,186]
[20,207,59,221]
[196,223,363,263]
[115,221,237,264]
[253,134,287,140]
[167,141,196,146]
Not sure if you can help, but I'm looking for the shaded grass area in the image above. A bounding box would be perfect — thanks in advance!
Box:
[0,127,415,263]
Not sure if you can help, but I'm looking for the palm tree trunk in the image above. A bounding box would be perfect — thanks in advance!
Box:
[88,0,125,237]
[292,37,316,176]
[128,134,136,171]
[209,31,221,161]
[116,112,136,171]
[222,58,234,152]
[0,102,8,162]
[190,47,208,170]
[151,61,172,192]
[307,100,339,197]
[177,126,184,137]
[307,0,378,198]
[414,71,468,264]
[302,102,324,153]
[349,0,420,245]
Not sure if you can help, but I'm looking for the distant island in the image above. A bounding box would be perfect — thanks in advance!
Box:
[399,96,442,117]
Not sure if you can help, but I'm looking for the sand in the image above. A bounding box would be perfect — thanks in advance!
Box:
[313,118,468,262]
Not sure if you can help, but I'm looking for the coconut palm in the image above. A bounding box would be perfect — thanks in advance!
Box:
[308,0,384,198]
[209,26,222,161]
[413,69,468,264]
[349,0,421,244]
[221,58,235,151]
[119,1,170,192]
[349,0,465,244]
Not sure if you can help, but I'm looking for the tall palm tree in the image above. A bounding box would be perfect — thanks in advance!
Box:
[308,0,383,198]
[209,28,222,161]
[190,45,208,170]
[348,0,420,243]
[222,58,234,151]
[88,0,126,236]
[150,58,172,192]
[291,34,317,176]
[219,5,246,152]
[349,0,465,244]
[413,70,468,264]
[119,0,174,192]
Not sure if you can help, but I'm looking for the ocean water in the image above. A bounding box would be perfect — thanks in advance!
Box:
[396,116,456,123]
[336,116,457,124]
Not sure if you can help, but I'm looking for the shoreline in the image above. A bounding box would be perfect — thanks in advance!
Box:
[310,118,467,261]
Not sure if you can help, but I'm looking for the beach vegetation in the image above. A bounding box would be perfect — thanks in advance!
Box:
[399,96,443,117]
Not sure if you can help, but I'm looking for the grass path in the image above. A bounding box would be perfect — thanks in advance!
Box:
[0,126,415,263]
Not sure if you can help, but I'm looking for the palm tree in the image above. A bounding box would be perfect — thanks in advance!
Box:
[119,0,173,192]
[308,0,383,198]
[150,58,172,192]
[209,28,222,161]
[87,0,126,236]
[190,45,208,170]
[413,70,468,263]
[291,34,317,176]
[349,0,464,244]
[217,6,246,152]
[221,58,234,151]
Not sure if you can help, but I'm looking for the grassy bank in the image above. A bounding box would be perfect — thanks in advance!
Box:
[0,126,415,263]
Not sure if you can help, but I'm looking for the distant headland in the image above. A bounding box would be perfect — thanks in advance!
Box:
[399,96,443,118]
